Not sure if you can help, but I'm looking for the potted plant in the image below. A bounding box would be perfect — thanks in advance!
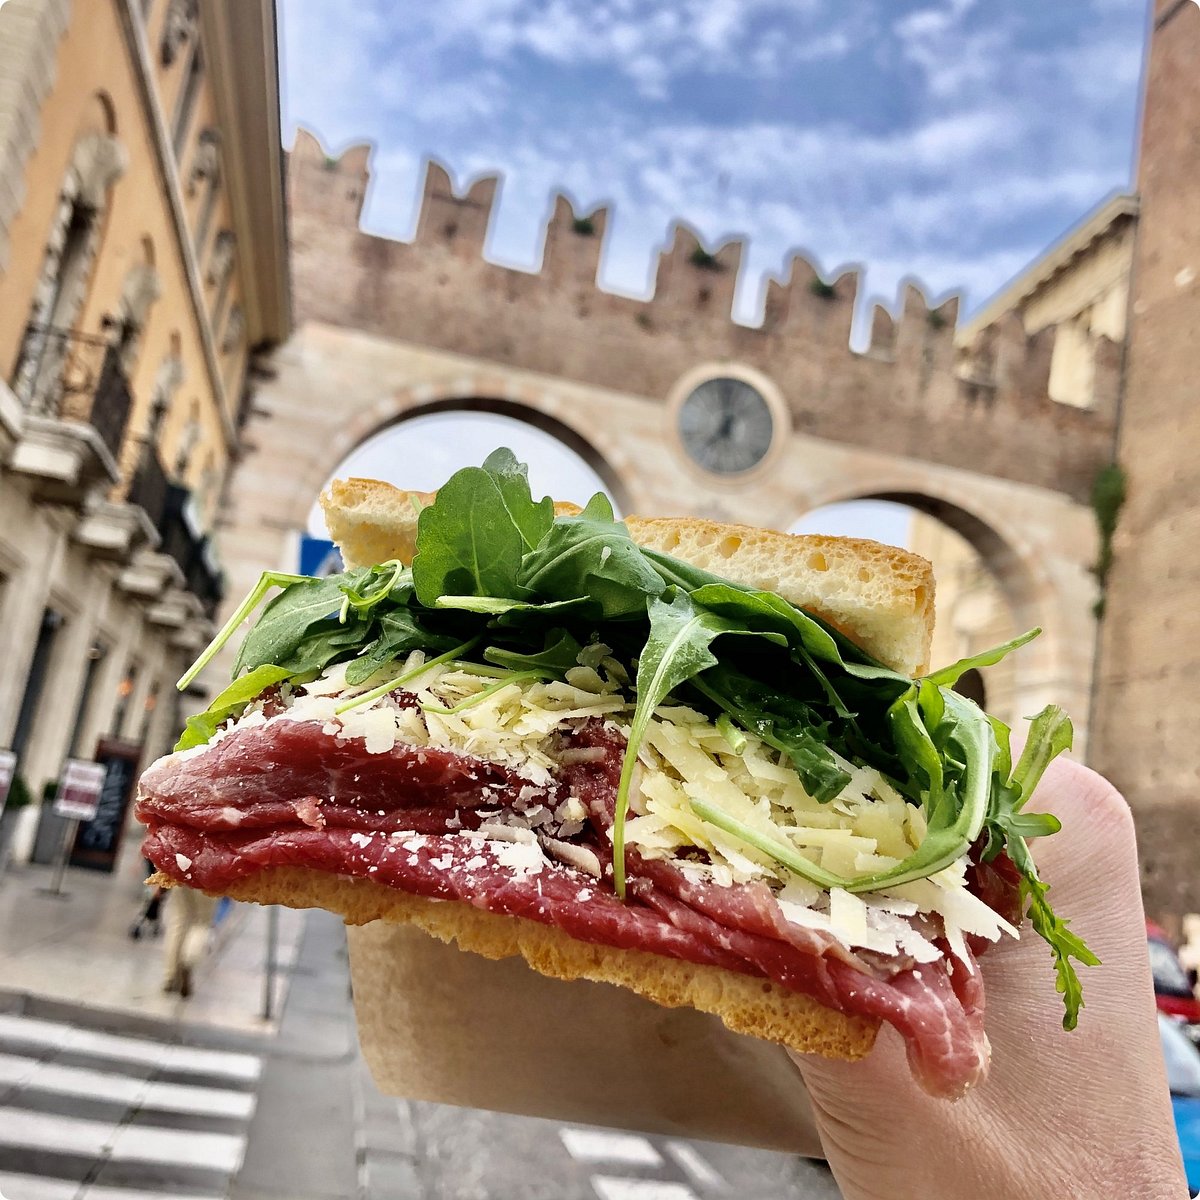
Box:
[0,774,33,872]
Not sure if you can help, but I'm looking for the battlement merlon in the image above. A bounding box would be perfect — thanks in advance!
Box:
[284,128,1118,498]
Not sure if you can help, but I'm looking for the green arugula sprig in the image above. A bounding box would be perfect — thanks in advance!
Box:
[174,447,1095,1027]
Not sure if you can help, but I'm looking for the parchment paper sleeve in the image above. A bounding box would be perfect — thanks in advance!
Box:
[348,923,825,1156]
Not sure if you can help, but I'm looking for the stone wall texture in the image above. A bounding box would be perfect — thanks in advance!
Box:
[285,128,1115,505]
[1092,1,1200,922]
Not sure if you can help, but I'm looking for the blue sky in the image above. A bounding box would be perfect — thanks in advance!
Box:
[278,0,1146,327]
[281,0,1147,546]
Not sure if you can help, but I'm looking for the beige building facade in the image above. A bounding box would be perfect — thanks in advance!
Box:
[0,0,289,864]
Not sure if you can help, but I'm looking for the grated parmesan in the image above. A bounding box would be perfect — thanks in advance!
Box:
[211,651,1017,964]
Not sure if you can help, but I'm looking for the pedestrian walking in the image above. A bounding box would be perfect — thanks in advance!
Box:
[162,886,218,998]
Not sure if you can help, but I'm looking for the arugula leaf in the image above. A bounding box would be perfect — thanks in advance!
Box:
[923,629,1042,688]
[691,583,910,687]
[338,562,413,621]
[482,448,555,551]
[1010,705,1074,801]
[613,592,739,896]
[1025,877,1100,1031]
[175,664,293,751]
[690,669,851,802]
[484,630,583,675]
[288,619,373,677]
[343,609,456,686]
[846,686,995,893]
[580,491,615,521]
[981,705,1096,1028]
[412,466,527,605]
[178,570,312,689]
[233,575,360,676]
[519,515,665,619]
[433,595,586,618]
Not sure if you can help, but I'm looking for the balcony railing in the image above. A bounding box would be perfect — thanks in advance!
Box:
[90,347,135,463]
[127,446,170,529]
[13,324,133,463]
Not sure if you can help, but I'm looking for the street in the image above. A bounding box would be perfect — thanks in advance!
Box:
[0,863,841,1200]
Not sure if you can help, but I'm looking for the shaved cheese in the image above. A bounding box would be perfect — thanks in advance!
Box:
[216,653,1021,967]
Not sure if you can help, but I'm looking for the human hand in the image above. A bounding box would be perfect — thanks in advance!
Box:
[790,758,1188,1200]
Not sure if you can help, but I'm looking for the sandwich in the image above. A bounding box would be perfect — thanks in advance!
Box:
[135,450,1096,1099]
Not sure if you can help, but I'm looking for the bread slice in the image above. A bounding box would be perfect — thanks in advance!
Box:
[157,476,936,1063]
[322,476,935,675]
[155,864,874,1060]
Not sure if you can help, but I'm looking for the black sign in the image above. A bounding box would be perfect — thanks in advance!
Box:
[70,738,143,872]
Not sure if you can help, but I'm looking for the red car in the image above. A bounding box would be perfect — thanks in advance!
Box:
[1149,922,1200,1046]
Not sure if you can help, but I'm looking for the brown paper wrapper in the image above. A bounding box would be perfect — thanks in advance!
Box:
[348,922,824,1155]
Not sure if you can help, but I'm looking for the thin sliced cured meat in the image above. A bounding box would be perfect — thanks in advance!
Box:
[137,715,992,1097]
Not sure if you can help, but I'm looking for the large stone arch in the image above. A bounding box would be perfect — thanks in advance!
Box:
[224,323,1096,753]
[284,376,634,531]
[794,470,1095,754]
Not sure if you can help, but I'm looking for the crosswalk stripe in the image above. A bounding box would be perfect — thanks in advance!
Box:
[664,1141,727,1191]
[0,1052,254,1120]
[0,1006,262,1199]
[0,1014,260,1082]
[591,1179,699,1200]
[559,1128,664,1166]
[0,1173,222,1200]
[106,1122,246,1173]
[0,1106,112,1158]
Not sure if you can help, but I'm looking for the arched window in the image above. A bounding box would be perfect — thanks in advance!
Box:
[11,128,128,412]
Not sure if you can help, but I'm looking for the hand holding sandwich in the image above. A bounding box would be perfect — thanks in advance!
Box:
[793,757,1187,1199]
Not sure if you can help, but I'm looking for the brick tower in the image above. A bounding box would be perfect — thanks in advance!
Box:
[1091,0,1200,920]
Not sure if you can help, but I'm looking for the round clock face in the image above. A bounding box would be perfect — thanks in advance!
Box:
[678,377,774,475]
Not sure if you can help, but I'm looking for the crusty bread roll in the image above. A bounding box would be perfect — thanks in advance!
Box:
[323,477,935,676]
[158,478,936,1063]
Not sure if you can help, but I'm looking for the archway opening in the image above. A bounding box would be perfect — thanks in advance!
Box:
[793,496,1022,725]
[308,407,621,537]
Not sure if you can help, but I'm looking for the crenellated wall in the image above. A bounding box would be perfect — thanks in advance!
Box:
[287,127,1114,503]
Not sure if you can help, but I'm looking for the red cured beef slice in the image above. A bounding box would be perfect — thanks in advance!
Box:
[136,720,544,820]
[140,715,990,1097]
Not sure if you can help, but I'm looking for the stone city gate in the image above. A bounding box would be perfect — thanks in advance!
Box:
[225,367,1096,750]
[215,129,1108,749]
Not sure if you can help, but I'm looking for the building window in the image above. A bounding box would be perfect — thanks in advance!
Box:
[111,661,139,739]
[171,42,204,159]
[188,128,221,255]
[66,642,108,758]
[10,131,127,412]
[139,681,161,744]
[10,609,66,763]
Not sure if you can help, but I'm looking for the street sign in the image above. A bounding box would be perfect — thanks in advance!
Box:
[52,760,106,821]
[299,534,342,577]
[71,740,143,872]
[0,749,16,815]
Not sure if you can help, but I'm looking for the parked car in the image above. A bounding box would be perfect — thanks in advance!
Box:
[1149,923,1200,1046]
[1160,1014,1200,1195]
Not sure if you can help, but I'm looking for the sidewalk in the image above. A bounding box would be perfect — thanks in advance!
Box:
[0,861,304,1036]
